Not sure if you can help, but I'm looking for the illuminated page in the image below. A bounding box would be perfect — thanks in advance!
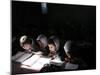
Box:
[12,52,33,63]
[12,51,25,61]
[22,54,41,66]
[21,56,51,71]
[30,57,51,71]
[16,53,33,63]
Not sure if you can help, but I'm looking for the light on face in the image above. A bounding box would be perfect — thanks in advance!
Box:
[22,43,32,51]
[48,44,56,52]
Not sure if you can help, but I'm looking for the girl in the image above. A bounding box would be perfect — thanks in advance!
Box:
[63,40,87,70]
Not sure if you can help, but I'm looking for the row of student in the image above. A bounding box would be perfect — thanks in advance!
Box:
[12,34,87,72]
[19,34,60,59]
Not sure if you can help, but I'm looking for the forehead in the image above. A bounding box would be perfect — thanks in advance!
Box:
[23,43,31,45]
[48,44,55,47]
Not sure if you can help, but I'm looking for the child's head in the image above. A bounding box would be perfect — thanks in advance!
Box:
[48,39,56,53]
[48,36,60,53]
[20,35,33,52]
[36,34,48,49]
[64,40,73,62]
[64,40,71,54]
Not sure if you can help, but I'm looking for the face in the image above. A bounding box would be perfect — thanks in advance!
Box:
[22,43,32,52]
[48,44,56,52]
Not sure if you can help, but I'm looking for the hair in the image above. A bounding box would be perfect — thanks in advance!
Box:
[48,39,56,47]
[20,38,33,47]
[23,38,32,44]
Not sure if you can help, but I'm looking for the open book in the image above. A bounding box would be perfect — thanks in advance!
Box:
[12,51,63,71]
[21,55,64,71]
[12,51,34,63]
[21,55,51,71]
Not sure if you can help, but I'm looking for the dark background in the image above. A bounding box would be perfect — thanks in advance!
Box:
[12,1,96,70]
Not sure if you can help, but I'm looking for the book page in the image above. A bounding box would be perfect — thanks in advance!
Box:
[12,51,25,61]
[21,56,51,71]
[22,54,41,66]
[31,57,51,70]
[12,52,33,63]
[15,53,33,63]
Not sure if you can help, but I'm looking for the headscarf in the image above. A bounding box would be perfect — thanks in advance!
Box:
[64,40,72,54]
[19,35,35,50]
[36,34,48,48]
[49,36,60,51]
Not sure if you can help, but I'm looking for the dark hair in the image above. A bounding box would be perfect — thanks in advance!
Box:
[48,39,55,46]
[22,38,33,45]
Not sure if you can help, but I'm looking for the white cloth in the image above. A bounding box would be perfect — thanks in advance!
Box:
[64,40,71,53]
[49,36,60,51]
[64,62,79,70]
[36,34,48,48]
[50,55,63,66]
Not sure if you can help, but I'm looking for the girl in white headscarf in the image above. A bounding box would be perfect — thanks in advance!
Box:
[12,35,36,63]
[63,40,87,70]
[36,34,48,49]
[47,36,63,66]
[19,35,34,53]
[40,36,63,72]
[36,34,49,55]
[47,36,59,58]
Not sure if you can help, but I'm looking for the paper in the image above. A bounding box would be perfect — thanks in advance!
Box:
[31,57,51,70]
[21,56,51,71]
[22,54,41,66]
[12,51,33,63]
[12,52,25,61]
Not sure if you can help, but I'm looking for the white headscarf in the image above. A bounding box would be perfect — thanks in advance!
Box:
[36,34,48,48]
[20,35,27,44]
[49,36,60,51]
[19,35,34,48]
[64,40,71,54]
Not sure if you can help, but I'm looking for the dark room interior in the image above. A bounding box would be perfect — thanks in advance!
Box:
[12,1,96,74]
